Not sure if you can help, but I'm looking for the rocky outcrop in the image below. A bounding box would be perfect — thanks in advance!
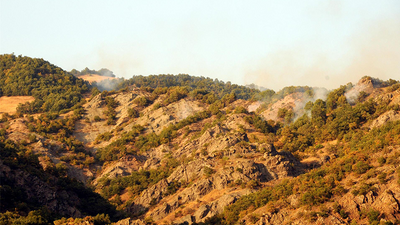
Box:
[114,218,146,225]
[339,184,400,222]
[369,110,400,129]
[93,155,140,185]
[192,192,243,223]
[129,179,170,216]
[0,160,82,217]
[129,142,303,222]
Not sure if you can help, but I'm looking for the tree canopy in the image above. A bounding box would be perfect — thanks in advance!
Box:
[0,54,89,113]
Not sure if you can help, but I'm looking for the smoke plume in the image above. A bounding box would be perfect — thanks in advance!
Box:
[244,18,400,91]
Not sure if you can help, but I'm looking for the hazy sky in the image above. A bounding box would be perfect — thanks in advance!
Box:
[1,0,399,90]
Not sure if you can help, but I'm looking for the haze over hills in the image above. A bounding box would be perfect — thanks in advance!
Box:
[1,55,400,224]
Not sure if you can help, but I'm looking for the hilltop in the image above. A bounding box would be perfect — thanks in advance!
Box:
[1,55,400,224]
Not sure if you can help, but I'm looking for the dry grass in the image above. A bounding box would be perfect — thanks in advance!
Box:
[0,96,35,114]
[79,74,116,84]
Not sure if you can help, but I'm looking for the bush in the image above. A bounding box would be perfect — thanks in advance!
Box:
[94,116,102,122]
[203,166,215,177]
[377,157,386,165]
[134,96,151,107]
[93,213,111,225]
[128,108,139,118]
[28,134,37,143]
[352,161,371,174]
[96,132,113,141]
[234,106,248,114]
[367,209,380,224]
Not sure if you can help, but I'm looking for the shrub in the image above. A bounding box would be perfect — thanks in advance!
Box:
[367,209,380,224]
[234,106,248,114]
[134,96,150,107]
[378,173,387,184]
[128,108,139,118]
[28,134,37,143]
[377,157,386,165]
[203,166,215,177]
[352,161,371,174]
[96,132,113,141]
[93,213,111,225]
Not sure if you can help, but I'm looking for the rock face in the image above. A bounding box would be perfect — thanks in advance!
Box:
[114,218,146,225]
[339,185,400,222]
[193,192,243,223]
[369,110,400,129]
[260,92,304,122]
[125,139,303,223]
[93,155,140,186]
[0,160,82,217]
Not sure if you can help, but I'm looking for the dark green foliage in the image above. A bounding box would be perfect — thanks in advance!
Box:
[103,96,119,125]
[274,86,314,101]
[96,125,144,161]
[222,180,293,224]
[253,89,275,102]
[189,88,211,101]
[326,85,349,112]
[245,114,276,134]
[278,108,294,124]
[366,209,381,224]
[351,182,376,196]
[91,87,101,98]
[352,161,371,174]
[378,156,386,165]
[133,96,151,107]
[277,108,289,119]
[203,166,215,177]
[96,132,113,141]
[0,208,52,225]
[357,91,369,103]
[70,67,115,77]
[234,106,248,114]
[128,107,139,118]
[93,213,111,225]
[116,74,259,100]
[163,86,189,105]
[0,54,89,113]
[311,99,327,127]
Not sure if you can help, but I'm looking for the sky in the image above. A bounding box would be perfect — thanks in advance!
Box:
[1,0,399,91]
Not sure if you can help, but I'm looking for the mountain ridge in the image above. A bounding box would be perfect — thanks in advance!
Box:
[1,55,400,224]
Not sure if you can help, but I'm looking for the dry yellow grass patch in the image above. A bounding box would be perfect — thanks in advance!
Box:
[79,74,116,84]
[0,96,35,114]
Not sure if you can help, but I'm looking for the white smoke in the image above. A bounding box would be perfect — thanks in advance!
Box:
[344,83,367,104]
[293,87,329,121]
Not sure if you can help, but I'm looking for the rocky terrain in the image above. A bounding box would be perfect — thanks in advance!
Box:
[1,73,400,225]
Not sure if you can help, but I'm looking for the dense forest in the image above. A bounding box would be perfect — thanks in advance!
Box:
[70,68,116,77]
[116,74,260,100]
[0,54,90,113]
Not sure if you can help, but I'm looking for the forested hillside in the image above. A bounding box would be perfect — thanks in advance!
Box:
[116,74,260,100]
[0,54,89,113]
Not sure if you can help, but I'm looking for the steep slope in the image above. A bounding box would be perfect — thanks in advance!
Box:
[1,69,400,225]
